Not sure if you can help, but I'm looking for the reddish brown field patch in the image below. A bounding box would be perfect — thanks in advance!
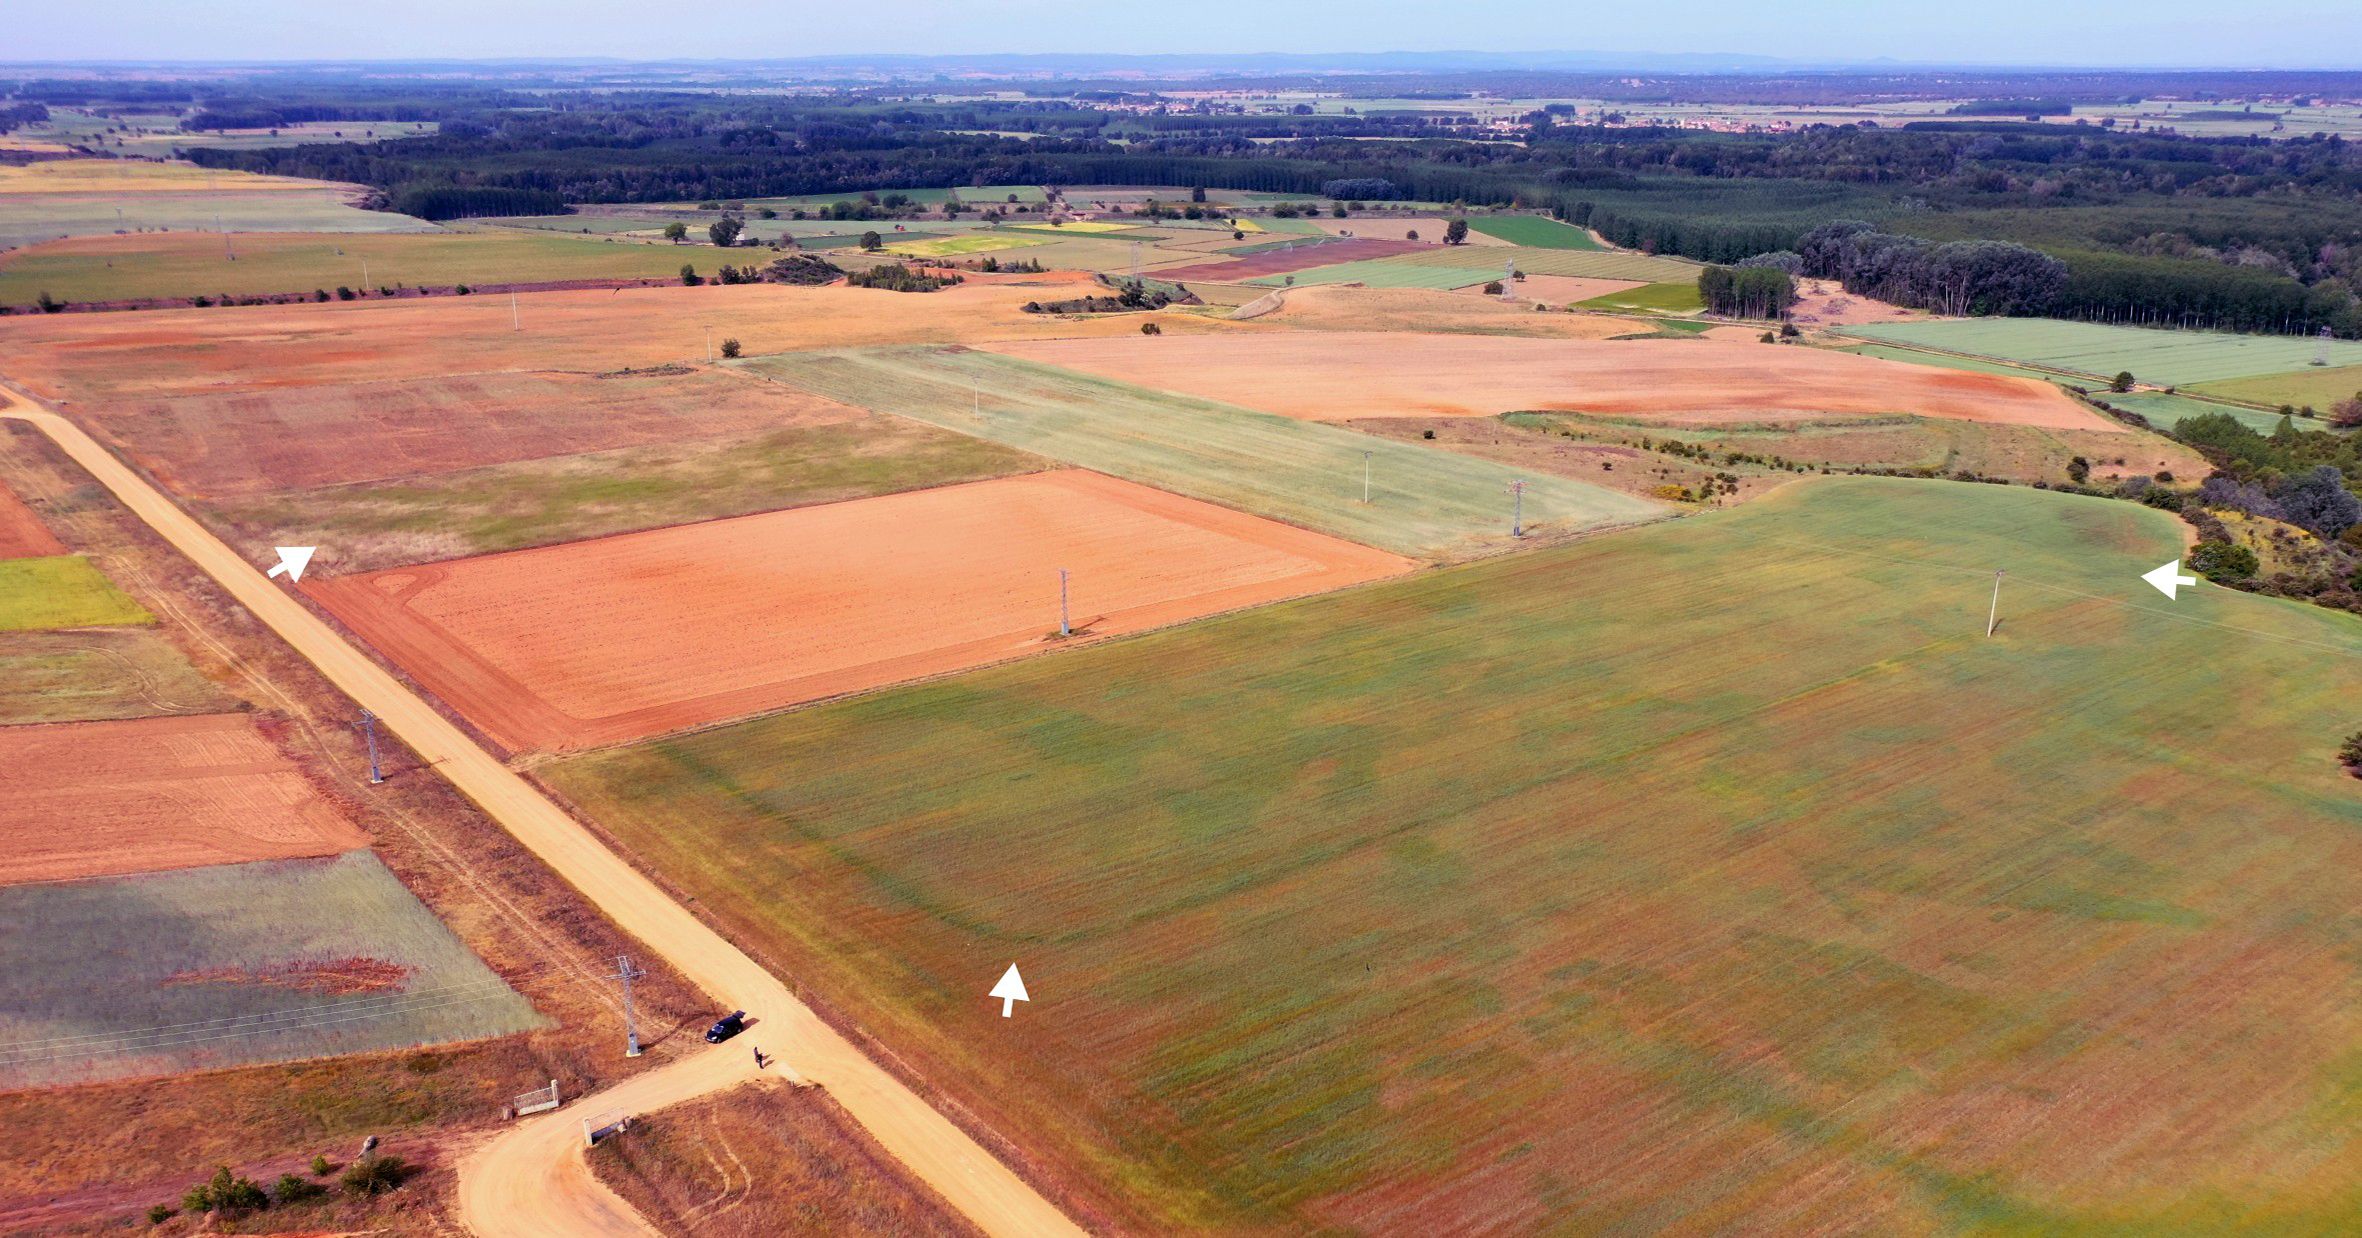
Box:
[1491,275,1645,305]
[0,714,369,886]
[0,476,64,559]
[164,956,413,996]
[1152,237,1426,284]
[309,470,1412,753]
[985,331,2117,431]
[88,368,865,498]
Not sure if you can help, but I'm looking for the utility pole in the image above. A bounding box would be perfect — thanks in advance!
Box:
[704,325,714,363]
[611,955,646,1057]
[1508,479,1529,538]
[1362,450,1373,503]
[1058,568,1071,638]
[1986,570,2005,638]
[510,292,521,332]
[360,256,369,289]
[352,709,384,784]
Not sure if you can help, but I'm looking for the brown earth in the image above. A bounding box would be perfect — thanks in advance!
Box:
[588,1082,984,1237]
[1788,279,1926,327]
[308,470,1413,754]
[0,713,370,886]
[983,331,2119,431]
[86,367,866,498]
[0,474,64,558]
[0,278,1240,404]
[1309,217,1505,245]
[1489,275,1646,306]
[1151,237,1426,284]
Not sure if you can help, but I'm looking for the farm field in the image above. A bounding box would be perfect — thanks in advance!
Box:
[0,278,1231,403]
[0,713,369,886]
[1153,237,1424,283]
[209,416,1048,572]
[1576,280,1708,314]
[1245,285,1642,339]
[0,477,65,559]
[308,470,1411,753]
[1495,274,1644,305]
[2102,390,2292,433]
[744,346,1666,557]
[0,228,725,306]
[1308,216,1489,244]
[0,160,429,249]
[1465,215,1605,248]
[885,233,1048,259]
[545,477,2362,1233]
[85,367,873,498]
[1247,257,1498,289]
[0,850,543,1089]
[7,109,436,154]
[1392,244,1701,283]
[0,556,153,631]
[2189,362,2362,411]
[0,629,233,725]
[588,1083,983,1237]
[1842,318,2362,387]
[981,332,2117,429]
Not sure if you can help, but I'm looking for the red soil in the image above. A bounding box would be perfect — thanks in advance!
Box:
[165,957,413,996]
[1153,238,1426,284]
[984,331,2119,432]
[0,476,65,559]
[307,470,1413,753]
[0,714,369,886]
[88,367,865,498]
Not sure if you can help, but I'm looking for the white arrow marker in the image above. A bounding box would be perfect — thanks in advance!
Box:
[266,546,316,583]
[989,963,1029,1018]
[2141,559,2198,600]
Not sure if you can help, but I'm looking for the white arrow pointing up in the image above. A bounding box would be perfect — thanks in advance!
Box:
[989,963,1029,1018]
[266,546,316,583]
[2141,559,2199,600]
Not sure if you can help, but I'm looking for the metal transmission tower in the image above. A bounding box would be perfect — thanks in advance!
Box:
[1986,570,2005,638]
[610,955,646,1057]
[1502,258,1517,302]
[1508,479,1530,538]
[1057,569,1072,638]
[1362,450,1374,504]
[2315,326,2335,368]
[352,709,385,784]
[1130,241,1142,280]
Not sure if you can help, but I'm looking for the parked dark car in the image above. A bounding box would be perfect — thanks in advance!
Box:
[704,1011,746,1043]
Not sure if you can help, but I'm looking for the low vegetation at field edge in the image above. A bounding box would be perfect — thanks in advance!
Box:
[0,629,234,724]
[0,555,153,630]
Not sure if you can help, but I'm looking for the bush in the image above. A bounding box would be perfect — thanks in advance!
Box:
[1482,281,1504,295]
[1140,321,1161,335]
[2343,730,2362,772]
[146,1204,175,1225]
[2189,540,2259,582]
[340,1155,411,1196]
[336,285,355,300]
[679,264,699,286]
[184,1165,269,1216]
[311,1154,334,1177]
[719,338,741,358]
[858,230,882,251]
[35,291,62,313]
[453,284,470,295]
[2111,371,2136,393]
[274,1173,328,1205]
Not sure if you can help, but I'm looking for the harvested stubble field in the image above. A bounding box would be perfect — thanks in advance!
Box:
[209,415,1047,572]
[1392,244,1701,283]
[1844,318,2362,387]
[1243,257,1498,290]
[983,331,2116,430]
[0,161,429,250]
[0,629,233,725]
[1249,285,1643,339]
[0,850,543,1089]
[1486,274,1644,305]
[1312,216,1508,244]
[86,367,872,498]
[310,470,1409,753]
[0,555,153,631]
[1150,237,1424,284]
[588,1083,982,1237]
[0,476,65,559]
[0,278,1234,404]
[0,228,725,307]
[547,478,2362,1233]
[0,713,368,886]
[1464,216,1605,249]
[745,346,1665,558]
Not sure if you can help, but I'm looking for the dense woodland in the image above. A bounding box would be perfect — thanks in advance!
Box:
[13,71,2362,334]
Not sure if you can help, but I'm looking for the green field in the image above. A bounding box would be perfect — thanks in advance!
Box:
[741,347,1664,557]
[2190,363,2362,411]
[2101,390,2292,434]
[208,420,1048,573]
[1246,258,1499,289]
[0,556,152,631]
[10,108,435,154]
[1466,216,1605,249]
[1248,216,1330,235]
[1577,280,1708,314]
[0,228,717,305]
[886,233,1050,259]
[1395,244,1700,283]
[0,629,233,724]
[1843,319,2362,387]
[548,477,2362,1232]
[0,851,543,1088]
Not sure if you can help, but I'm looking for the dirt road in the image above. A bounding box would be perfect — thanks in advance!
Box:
[0,387,1086,1238]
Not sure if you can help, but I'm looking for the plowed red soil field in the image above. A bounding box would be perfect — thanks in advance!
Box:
[0,477,64,559]
[0,714,368,886]
[0,278,1234,403]
[1153,237,1425,284]
[309,470,1412,753]
[87,368,865,497]
[985,331,2118,431]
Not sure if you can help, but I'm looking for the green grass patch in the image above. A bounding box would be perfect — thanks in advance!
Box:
[2102,390,2292,434]
[740,347,1665,557]
[549,477,2362,1232]
[0,556,151,631]
[1466,216,1605,249]
[2189,364,2362,413]
[1842,319,2362,388]
[1578,281,1707,314]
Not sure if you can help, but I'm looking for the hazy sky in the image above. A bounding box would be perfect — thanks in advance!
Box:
[10,0,2362,68]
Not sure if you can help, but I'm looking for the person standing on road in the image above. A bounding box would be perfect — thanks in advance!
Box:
[752,1046,765,1070]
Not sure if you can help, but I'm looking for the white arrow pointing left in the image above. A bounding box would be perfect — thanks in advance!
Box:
[2141,559,2198,600]
[267,546,316,583]
[989,963,1029,1018]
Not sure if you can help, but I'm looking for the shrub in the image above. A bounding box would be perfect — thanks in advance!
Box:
[453,284,471,295]
[184,1165,269,1216]
[336,285,355,300]
[2111,371,2135,393]
[2341,730,2362,773]
[274,1173,328,1205]
[189,295,213,308]
[1760,331,1776,343]
[679,264,699,286]
[1482,281,1504,295]
[146,1204,175,1225]
[2066,456,2091,484]
[1652,483,1693,501]
[312,288,329,302]
[1422,429,1436,439]
[341,1155,411,1196]
[35,291,63,313]
[1140,321,1161,335]
[858,230,882,251]
[310,1154,334,1177]
[2189,540,2259,582]
[719,338,742,358]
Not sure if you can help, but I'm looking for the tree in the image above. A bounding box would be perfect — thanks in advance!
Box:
[719,338,741,358]
[2331,393,2362,429]
[2067,456,2091,484]
[2111,371,2135,393]
[1443,219,1469,246]
[2342,730,2362,772]
[859,230,882,251]
[679,263,700,286]
[662,222,687,243]
[2275,465,2362,538]
[2189,540,2259,582]
[708,216,743,247]
[1331,202,1348,218]
[1404,229,1418,242]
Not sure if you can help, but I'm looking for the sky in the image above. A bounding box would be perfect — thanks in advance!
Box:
[8,0,2362,69]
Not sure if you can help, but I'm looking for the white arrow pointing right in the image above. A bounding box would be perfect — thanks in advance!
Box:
[989,963,1029,1018]
[2142,559,2199,600]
